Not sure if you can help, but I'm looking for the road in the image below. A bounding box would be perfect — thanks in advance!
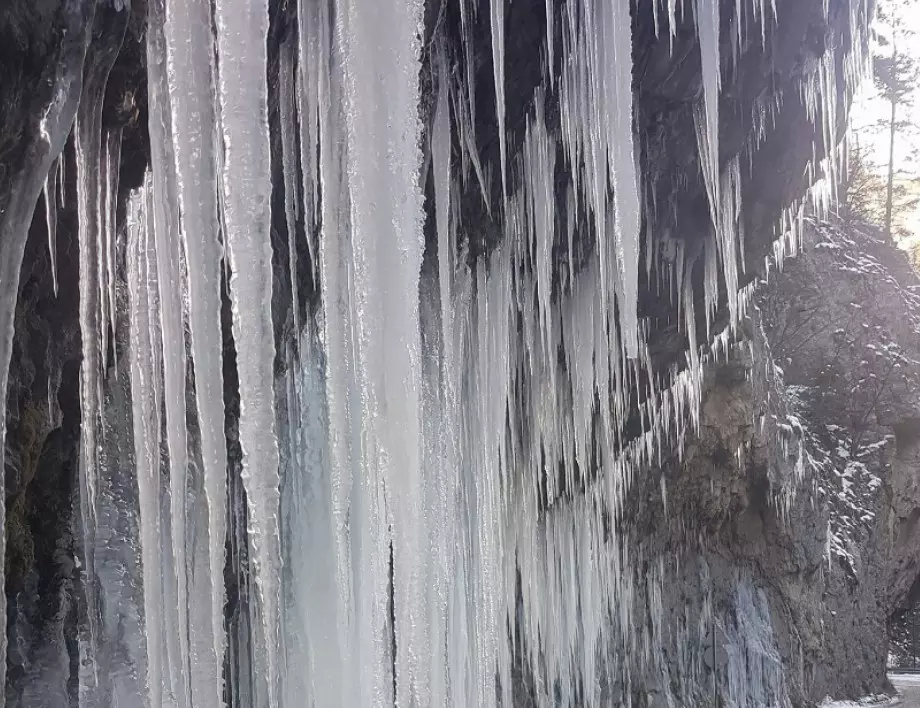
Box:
[892,674,920,706]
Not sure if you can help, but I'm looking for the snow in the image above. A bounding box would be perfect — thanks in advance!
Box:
[819,698,894,707]
[819,686,899,707]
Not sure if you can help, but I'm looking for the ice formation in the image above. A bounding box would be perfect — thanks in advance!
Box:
[0,0,877,705]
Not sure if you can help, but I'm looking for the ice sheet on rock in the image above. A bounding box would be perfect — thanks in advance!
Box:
[722,578,787,706]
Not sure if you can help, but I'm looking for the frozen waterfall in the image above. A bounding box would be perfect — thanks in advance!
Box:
[0,0,874,705]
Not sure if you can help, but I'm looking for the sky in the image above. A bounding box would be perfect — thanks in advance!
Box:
[847,0,920,245]
[848,0,920,175]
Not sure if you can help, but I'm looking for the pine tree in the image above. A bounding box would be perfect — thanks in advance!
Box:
[872,1,920,240]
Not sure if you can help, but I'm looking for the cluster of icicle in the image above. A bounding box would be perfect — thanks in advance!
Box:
[0,0,873,705]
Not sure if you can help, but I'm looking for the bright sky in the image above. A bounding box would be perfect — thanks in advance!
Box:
[848,0,920,174]
[847,0,920,245]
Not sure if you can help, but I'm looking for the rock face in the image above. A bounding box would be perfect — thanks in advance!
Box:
[601,215,920,706]
[758,217,920,701]
[2,0,914,706]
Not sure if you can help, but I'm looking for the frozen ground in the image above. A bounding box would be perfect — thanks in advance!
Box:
[821,675,920,707]
[892,674,920,707]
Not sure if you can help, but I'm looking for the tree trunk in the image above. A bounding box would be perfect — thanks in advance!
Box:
[885,93,897,241]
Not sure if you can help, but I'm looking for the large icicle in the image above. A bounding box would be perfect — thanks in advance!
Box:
[102,128,122,354]
[126,177,166,708]
[429,59,456,708]
[694,0,722,228]
[74,6,130,696]
[490,0,508,204]
[280,36,302,342]
[280,318,344,708]
[719,157,743,324]
[163,0,229,700]
[74,68,105,708]
[559,0,642,357]
[337,0,427,704]
[605,0,642,358]
[311,0,359,703]
[146,0,193,703]
[213,0,282,703]
[295,0,321,283]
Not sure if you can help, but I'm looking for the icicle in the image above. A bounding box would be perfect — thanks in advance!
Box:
[58,149,67,208]
[430,58,455,707]
[337,0,428,703]
[310,0,358,701]
[668,0,679,47]
[43,166,59,297]
[103,128,123,363]
[280,319,342,708]
[735,0,743,49]
[147,0,193,703]
[213,0,282,704]
[454,83,491,215]
[295,0,320,281]
[434,60,453,310]
[490,0,508,205]
[74,14,130,693]
[162,0,229,701]
[558,0,642,357]
[523,91,556,364]
[75,107,104,557]
[606,0,642,359]
[126,177,165,708]
[694,0,721,231]
[719,157,742,325]
[545,0,555,83]
[280,36,302,343]
[704,230,719,337]
[458,0,477,139]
